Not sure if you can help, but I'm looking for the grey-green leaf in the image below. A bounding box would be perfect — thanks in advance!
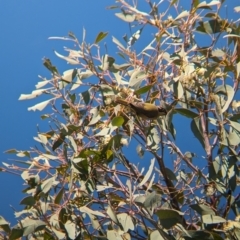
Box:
[156,209,183,229]
[202,215,226,224]
[117,213,134,232]
[115,12,135,22]
[190,204,215,216]
[129,68,148,89]
[190,117,204,149]
[175,108,198,118]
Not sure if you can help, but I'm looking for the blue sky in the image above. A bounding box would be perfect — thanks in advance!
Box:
[0,0,121,223]
[0,0,238,225]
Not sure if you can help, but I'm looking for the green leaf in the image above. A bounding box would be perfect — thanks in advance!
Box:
[41,114,50,119]
[80,206,105,217]
[54,51,79,65]
[128,28,143,46]
[40,176,55,194]
[150,230,165,240]
[81,90,90,104]
[112,63,130,71]
[59,208,68,230]
[117,213,134,232]
[166,110,176,139]
[52,133,65,151]
[196,19,222,34]
[134,85,153,95]
[176,190,185,204]
[68,31,77,40]
[115,12,135,22]
[0,216,9,226]
[165,168,177,181]
[179,170,187,183]
[117,52,126,59]
[215,181,226,194]
[143,192,161,211]
[182,230,223,240]
[64,220,77,240]
[95,31,108,44]
[106,149,113,160]
[190,204,215,215]
[37,134,48,145]
[196,2,213,10]
[107,230,125,240]
[107,134,122,151]
[106,5,118,10]
[198,0,221,9]
[5,149,18,154]
[147,128,160,150]
[219,127,228,146]
[208,117,218,126]
[106,205,118,224]
[156,209,183,229]
[78,69,93,80]
[134,195,146,208]
[109,67,121,80]
[202,215,226,224]
[0,216,11,234]
[191,117,205,149]
[43,58,58,74]
[111,116,124,127]
[175,108,198,118]
[174,10,189,21]
[138,158,155,187]
[173,80,184,99]
[19,89,48,100]
[230,113,240,122]
[129,68,148,89]
[112,36,125,49]
[170,0,178,6]
[232,100,240,111]
[68,136,78,152]
[229,170,237,191]
[229,120,240,133]
[88,107,102,126]
[100,54,115,71]
[10,227,24,240]
[88,213,101,230]
[210,156,221,178]
[54,188,64,204]
[95,127,111,136]
[22,219,46,236]
[100,84,116,97]
[16,151,30,158]
[28,98,54,111]
[61,69,77,83]
[214,85,234,113]
[20,196,36,207]
[228,130,240,146]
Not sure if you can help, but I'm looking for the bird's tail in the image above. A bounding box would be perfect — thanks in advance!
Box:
[115,97,129,106]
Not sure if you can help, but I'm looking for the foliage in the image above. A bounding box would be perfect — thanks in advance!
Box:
[1,0,240,239]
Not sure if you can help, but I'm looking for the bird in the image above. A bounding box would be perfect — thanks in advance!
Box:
[115,97,167,119]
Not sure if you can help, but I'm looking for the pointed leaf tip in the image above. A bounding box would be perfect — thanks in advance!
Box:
[95,31,108,44]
